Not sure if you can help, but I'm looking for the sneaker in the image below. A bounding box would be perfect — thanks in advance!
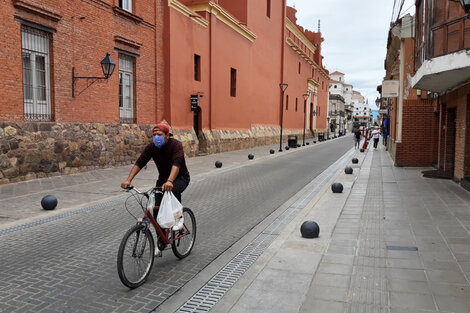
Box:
[154,248,162,258]
[172,216,184,231]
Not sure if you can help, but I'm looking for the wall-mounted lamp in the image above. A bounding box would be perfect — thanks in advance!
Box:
[451,0,470,13]
[458,0,470,13]
[72,53,116,97]
[375,97,381,108]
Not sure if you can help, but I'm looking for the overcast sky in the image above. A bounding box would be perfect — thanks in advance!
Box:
[286,0,415,109]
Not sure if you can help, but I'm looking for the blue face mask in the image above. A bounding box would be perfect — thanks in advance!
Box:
[153,135,165,148]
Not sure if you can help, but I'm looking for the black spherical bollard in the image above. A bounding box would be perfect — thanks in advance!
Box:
[300,221,320,238]
[344,167,353,174]
[331,183,344,193]
[215,160,223,168]
[360,148,365,152]
[248,154,254,160]
[270,149,275,154]
[313,141,317,144]
[306,142,310,145]
[285,146,290,150]
[352,158,359,164]
[41,195,58,210]
[297,144,301,148]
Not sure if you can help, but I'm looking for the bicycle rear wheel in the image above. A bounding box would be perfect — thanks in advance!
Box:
[117,223,155,288]
[171,207,196,259]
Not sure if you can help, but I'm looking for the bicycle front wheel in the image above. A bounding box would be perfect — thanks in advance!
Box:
[117,223,155,289]
[172,207,196,259]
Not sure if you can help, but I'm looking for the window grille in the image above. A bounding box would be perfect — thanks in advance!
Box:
[119,54,135,123]
[21,26,52,121]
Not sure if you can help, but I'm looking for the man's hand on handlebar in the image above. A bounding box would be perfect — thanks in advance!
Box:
[121,180,132,189]
[162,181,173,192]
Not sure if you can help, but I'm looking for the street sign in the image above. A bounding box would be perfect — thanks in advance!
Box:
[190,94,198,111]
[382,80,399,98]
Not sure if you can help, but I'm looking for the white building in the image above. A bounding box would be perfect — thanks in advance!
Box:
[352,90,372,127]
[329,71,355,133]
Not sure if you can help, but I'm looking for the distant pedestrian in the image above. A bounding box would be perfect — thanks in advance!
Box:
[372,127,381,149]
[362,126,371,149]
[382,125,388,146]
[353,127,361,149]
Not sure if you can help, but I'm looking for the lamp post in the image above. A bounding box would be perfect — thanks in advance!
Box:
[279,83,288,152]
[302,93,309,146]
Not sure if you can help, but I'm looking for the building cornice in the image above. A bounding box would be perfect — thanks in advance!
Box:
[13,0,62,23]
[286,37,328,79]
[286,18,316,55]
[168,0,209,28]
[186,2,256,42]
[308,78,320,93]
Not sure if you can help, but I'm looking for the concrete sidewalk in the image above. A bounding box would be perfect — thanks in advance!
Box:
[206,144,470,312]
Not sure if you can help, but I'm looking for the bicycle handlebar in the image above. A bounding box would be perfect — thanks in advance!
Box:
[124,185,163,195]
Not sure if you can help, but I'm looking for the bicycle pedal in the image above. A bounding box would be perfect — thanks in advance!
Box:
[154,250,162,258]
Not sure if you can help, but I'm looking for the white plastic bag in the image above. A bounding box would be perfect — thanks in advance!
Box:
[157,191,183,228]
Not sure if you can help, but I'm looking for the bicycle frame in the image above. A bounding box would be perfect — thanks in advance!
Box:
[141,206,171,246]
[128,186,192,247]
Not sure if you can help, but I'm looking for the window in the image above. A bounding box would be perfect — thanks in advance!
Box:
[22,26,52,121]
[194,54,201,81]
[267,0,271,17]
[295,98,298,112]
[230,68,237,97]
[298,62,301,74]
[119,54,135,123]
[286,95,289,110]
[119,0,132,12]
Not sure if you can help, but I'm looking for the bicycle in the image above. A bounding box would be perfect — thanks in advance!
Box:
[117,186,196,289]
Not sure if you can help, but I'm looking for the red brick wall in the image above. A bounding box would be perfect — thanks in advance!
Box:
[0,0,160,123]
[444,108,456,172]
[465,99,470,177]
[395,99,439,166]
[454,97,467,179]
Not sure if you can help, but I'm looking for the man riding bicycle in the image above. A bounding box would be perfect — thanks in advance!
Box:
[120,123,190,220]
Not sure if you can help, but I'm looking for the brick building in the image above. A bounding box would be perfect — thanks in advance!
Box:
[382,14,439,167]
[380,1,470,190]
[411,0,470,187]
[0,0,329,183]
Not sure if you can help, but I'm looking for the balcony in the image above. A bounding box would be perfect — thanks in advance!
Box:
[412,16,470,93]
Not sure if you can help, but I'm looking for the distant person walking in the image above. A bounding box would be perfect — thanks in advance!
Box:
[382,125,388,146]
[353,127,361,149]
[372,127,381,149]
[362,126,371,149]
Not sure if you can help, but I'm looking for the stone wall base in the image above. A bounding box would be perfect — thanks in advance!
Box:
[0,122,312,184]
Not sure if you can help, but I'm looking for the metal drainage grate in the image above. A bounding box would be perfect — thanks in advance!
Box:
[177,253,259,313]
[175,149,355,313]
[386,245,418,251]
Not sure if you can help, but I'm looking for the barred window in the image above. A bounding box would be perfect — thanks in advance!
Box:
[119,0,132,12]
[119,54,135,123]
[21,26,52,121]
